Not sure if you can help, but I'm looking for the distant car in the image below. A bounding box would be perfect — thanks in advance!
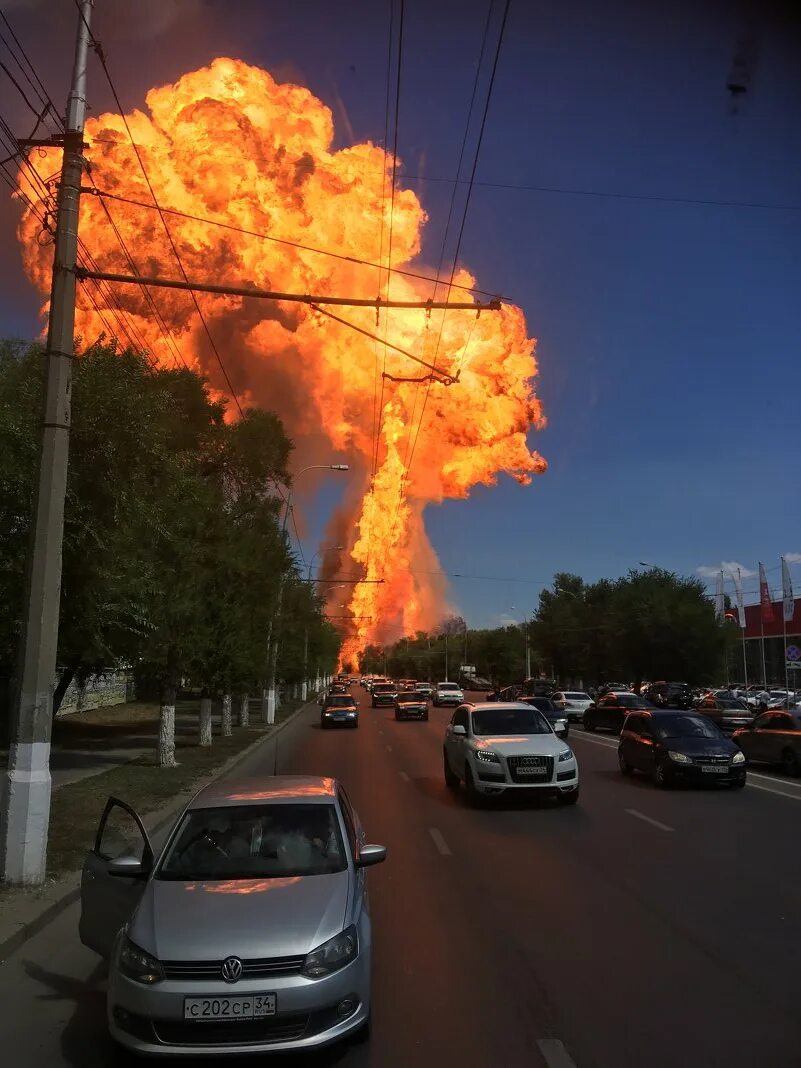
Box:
[732,710,801,776]
[492,684,524,703]
[394,695,429,721]
[556,691,594,722]
[366,677,389,695]
[79,777,386,1056]
[464,676,493,692]
[371,683,398,707]
[644,681,695,710]
[433,682,464,707]
[618,710,746,788]
[328,683,349,696]
[583,693,657,734]
[522,696,569,737]
[413,682,434,698]
[596,683,632,698]
[397,679,417,692]
[321,694,359,729]
[695,693,754,733]
[442,702,579,804]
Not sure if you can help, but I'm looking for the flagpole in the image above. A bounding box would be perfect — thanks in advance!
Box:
[738,568,748,693]
[760,618,767,690]
[781,556,791,701]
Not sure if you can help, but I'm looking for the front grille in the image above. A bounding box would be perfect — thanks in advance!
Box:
[153,1014,309,1046]
[162,955,305,981]
[693,755,731,766]
[507,755,554,783]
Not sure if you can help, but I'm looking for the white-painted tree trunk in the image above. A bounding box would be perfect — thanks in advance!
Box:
[266,686,276,724]
[221,693,232,737]
[199,696,212,746]
[158,701,177,767]
[239,693,249,727]
[301,679,308,701]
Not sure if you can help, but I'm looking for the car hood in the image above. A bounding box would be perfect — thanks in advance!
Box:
[658,736,738,756]
[130,871,351,960]
[472,735,566,757]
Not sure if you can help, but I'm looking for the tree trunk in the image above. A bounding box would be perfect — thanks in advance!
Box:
[159,684,177,767]
[239,693,249,727]
[52,660,78,717]
[199,693,212,746]
[221,693,232,737]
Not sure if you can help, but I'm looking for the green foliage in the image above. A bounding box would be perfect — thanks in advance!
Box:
[0,339,340,707]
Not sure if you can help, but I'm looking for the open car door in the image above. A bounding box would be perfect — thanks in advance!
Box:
[79,796,154,958]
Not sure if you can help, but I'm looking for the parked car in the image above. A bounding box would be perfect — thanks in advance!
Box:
[643,681,695,710]
[556,691,594,722]
[371,683,398,707]
[413,682,434,698]
[583,693,657,734]
[522,696,569,736]
[394,694,429,721]
[618,710,746,788]
[442,702,579,804]
[695,693,754,733]
[732,710,801,776]
[79,778,386,1056]
[321,694,359,729]
[433,681,464,707]
[596,682,632,698]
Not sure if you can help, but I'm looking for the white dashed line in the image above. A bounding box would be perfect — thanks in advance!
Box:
[428,827,452,856]
[571,732,617,749]
[399,770,410,782]
[537,1039,579,1068]
[746,780,801,801]
[625,808,674,832]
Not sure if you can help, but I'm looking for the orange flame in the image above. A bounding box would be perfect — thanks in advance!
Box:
[15,57,547,663]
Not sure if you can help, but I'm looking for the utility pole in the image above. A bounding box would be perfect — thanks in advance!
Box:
[1,0,93,886]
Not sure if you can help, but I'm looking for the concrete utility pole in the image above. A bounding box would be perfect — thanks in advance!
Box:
[1,0,94,886]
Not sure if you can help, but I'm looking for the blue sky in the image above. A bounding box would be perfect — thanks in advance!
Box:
[2,0,800,626]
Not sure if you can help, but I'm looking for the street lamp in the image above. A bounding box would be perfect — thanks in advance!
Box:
[265,463,350,722]
[307,544,345,583]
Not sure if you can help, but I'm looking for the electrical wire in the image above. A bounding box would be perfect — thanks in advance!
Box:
[74,1,244,416]
[0,11,63,132]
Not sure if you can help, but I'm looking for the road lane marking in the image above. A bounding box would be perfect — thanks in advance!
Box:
[746,769,801,789]
[537,1039,579,1068]
[399,771,410,782]
[747,781,801,801]
[428,827,452,856]
[625,808,674,832]
[571,733,617,749]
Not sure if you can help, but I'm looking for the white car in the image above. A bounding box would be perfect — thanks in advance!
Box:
[553,691,594,722]
[433,681,464,707]
[443,702,579,804]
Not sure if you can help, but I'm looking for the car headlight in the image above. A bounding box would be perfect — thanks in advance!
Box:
[668,751,692,764]
[119,936,163,984]
[731,751,746,765]
[301,925,358,979]
[557,748,574,762]
[475,749,501,764]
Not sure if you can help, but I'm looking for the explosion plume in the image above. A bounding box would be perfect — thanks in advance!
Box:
[15,57,547,664]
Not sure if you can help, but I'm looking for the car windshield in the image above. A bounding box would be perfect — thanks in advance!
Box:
[373,684,394,693]
[619,696,653,708]
[471,706,552,736]
[655,714,722,740]
[158,803,347,880]
[718,698,749,710]
[325,696,355,707]
[438,684,459,691]
[565,692,590,701]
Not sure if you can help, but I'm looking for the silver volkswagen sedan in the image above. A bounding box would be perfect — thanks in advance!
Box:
[79,775,386,1056]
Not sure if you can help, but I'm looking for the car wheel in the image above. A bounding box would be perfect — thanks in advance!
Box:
[782,748,800,777]
[463,764,482,806]
[618,751,633,776]
[583,720,595,732]
[653,761,671,788]
[560,786,579,805]
[443,750,459,790]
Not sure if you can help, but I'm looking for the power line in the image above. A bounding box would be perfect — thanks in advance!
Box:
[74,3,244,418]
[0,11,63,132]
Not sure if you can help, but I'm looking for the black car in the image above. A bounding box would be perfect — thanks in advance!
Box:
[584,693,656,734]
[320,693,359,729]
[371,683,398,707]
[732,710,801,776]
[618,709,746,788]
[394,695,429,721]
[644,681,695,710]
[522,696,569,737]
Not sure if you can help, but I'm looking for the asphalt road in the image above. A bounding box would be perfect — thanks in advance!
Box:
[3,688,801,1067]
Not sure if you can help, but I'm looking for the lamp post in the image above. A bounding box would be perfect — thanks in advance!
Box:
[264,464,349,723]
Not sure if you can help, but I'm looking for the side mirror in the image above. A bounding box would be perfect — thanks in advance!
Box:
[451,724,467,736]
[108,855,149,878]
[357,844,387,868]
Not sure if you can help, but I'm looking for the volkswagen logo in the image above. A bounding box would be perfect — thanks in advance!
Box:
[221,956,243,983]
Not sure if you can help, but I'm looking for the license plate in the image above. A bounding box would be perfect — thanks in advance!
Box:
[183,994,276,1021]
[701,765,728,774]
[517,766,547,776]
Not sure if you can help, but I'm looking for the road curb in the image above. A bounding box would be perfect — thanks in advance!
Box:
[0,696,316,963]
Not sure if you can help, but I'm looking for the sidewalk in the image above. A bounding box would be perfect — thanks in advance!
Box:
[0,695,315,961]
